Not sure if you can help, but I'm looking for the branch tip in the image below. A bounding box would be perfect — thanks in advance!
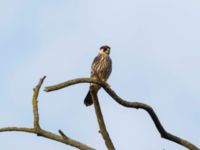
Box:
[58,130,69,139]
[43,88,48,92]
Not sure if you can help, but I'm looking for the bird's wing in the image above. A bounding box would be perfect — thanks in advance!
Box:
[91,54,101,78]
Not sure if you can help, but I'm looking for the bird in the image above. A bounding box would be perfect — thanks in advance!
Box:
[84,45,112,106]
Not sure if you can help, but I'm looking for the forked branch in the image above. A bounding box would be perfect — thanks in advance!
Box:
[0,77,95,150]
[44,77,200,150]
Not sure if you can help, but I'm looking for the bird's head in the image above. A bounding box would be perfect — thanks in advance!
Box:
[99,45,111,55]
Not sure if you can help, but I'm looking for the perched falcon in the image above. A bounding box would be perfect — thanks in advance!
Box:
[84,45,112,106]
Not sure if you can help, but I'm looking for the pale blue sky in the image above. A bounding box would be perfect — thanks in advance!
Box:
[0,0,200,150]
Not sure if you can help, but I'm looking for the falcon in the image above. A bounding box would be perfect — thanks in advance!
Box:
[84,45,112,106]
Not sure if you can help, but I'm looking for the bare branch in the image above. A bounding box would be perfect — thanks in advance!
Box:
[0,77,95,150]
[32,76,46,129]
[0,127,95,150]
[38,129,95,150]
[0,127,35,133]
[90,89,115,150]
[44,77,200,150]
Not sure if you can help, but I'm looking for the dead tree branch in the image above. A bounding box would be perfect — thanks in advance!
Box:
[0,76,95,150]
[90,88,115,150]
[44,77,200,150]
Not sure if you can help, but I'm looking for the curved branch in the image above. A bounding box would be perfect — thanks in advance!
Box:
[0,77,95,150]
[44,78,200,150]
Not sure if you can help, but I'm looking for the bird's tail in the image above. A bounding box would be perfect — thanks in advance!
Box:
[84,91,93,106]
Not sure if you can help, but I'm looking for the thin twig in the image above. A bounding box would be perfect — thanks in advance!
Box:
[44,77,200,150]
[58,129,69,139]
[90,88,115,150]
